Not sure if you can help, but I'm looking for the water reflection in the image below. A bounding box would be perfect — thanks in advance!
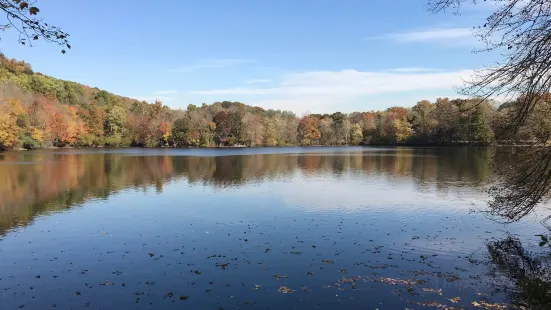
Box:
[2,147,550,309]
[0,147,491,234]
[486,236,551,308]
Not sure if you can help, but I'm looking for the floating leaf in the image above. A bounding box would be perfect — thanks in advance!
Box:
[449,297,461,303]
[423,288,443,296]
[472,301,508,309]
[277,286,295,294]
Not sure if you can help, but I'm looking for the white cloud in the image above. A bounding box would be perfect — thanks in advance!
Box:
[387,27,472,42]
[169,58,255,72]
[371,27,477,47]
[388,68,443,73]
[244,79,271,84]
[187,69,473,113]
[155,90,178,95]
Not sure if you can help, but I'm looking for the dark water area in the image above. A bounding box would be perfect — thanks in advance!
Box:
[0,147,549,309]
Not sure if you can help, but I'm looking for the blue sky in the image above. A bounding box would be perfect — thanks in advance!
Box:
[1,0,498,114]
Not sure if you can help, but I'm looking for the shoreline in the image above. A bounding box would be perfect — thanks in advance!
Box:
[3,143,499,152]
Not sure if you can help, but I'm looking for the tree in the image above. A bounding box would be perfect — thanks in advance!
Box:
[171,117,188,147]
[213,111,231,145]
[0,112,20,149]
[319,117,335,145]
[159,121,172,146]
[0,99,25,149]
[331,112,347,144]
[411,100,436,142]
[104,101,127,146]
[429,0,551,222]
[393,119,413,144]
[263,115,277,146]
[0,0,70,53]
[470,103,494,145]
[350,123,363,145]
[86,105,106,137]
[228,110,245,145]
[298,115,321,145]
[243,113,264,147]
[433,98,459,144]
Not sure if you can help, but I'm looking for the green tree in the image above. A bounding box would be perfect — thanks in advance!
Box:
[411,100,436,142]
[104,101,127,145]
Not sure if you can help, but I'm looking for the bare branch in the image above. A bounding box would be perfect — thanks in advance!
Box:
[430,0,551,222]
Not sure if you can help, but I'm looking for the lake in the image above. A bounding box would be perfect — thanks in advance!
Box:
[0,147,549,309]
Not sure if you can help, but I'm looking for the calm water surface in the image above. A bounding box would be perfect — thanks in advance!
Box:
[0,147,549,309]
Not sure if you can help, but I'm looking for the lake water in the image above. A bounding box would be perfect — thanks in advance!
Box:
[0,147,549,309]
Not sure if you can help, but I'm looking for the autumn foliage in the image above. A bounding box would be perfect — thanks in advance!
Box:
[0,53,528,151]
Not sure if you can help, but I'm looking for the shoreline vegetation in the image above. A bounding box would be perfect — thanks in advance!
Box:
[0,54,544,152]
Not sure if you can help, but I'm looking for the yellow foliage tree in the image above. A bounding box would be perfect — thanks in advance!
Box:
[0,113,21,149]
[31,128,45,143]
[393,119,413,143]
[0,99,26,150]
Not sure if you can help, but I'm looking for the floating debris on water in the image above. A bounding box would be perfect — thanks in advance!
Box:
[277,286,295,294]
[471,301,508,309]
[375,277,420,286]
[449,297,461,303]
[273,274,289,280]
[423,288,443,296]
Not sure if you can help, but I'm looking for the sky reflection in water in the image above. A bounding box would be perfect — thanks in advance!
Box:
[0,147,548,309]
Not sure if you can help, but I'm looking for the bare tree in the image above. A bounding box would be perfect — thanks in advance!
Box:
[429,0,551,224]
[1,0,70,53]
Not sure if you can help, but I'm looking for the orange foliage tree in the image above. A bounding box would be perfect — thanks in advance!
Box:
[298,115,321,145]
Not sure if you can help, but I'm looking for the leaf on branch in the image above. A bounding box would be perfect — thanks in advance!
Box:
[61,49,66,54]
[29,7,39,15]
[19,2,29,10]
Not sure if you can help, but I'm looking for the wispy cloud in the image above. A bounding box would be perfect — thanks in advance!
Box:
[387,28,472,42]
[370,27,476,46]
[388,68,443,73]
[169,58,256,73]
[155,90,178,95]
[188,69,473,113]
[244,79,271,84]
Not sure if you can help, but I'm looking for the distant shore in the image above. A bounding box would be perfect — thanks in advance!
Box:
[2,143,503,152]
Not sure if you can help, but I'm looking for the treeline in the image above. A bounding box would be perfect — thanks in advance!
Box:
[0,54,544,150]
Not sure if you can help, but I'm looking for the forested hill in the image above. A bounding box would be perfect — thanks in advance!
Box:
[0,54,538,151]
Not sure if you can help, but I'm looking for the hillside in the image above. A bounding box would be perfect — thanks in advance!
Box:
[0,54,537,151]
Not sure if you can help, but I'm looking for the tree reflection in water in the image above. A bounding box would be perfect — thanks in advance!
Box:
[486,236,551,309]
